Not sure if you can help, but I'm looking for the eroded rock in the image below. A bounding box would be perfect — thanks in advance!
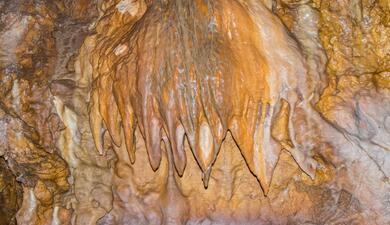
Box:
[0,0,389,224]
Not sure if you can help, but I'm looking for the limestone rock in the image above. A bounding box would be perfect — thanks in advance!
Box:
[0,0,389,224]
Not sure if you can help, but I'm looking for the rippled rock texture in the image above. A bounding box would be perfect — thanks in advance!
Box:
[0,0,389,224]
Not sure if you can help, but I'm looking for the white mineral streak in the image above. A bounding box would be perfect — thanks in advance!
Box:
[53,96,79,168]
[114,44,128,56]
[199,122,214,165]
[16,188,38,225]
[0,120,7,156]
[51,206,60,225]
[116,0,139,16]
[291,2,327,99]
[11,79,20,112]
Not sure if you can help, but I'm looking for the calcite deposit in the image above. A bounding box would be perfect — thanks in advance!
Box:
[0,0,389,224]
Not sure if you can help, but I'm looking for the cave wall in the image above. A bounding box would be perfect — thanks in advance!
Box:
[0,0,389,224]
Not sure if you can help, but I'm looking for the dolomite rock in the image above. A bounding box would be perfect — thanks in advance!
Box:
[0,0,389,224]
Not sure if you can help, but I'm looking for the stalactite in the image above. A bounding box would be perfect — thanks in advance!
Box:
[88,0,321,193]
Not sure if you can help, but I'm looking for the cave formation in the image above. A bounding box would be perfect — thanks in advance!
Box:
[0,0,390,224]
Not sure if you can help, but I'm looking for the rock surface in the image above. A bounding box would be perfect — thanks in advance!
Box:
[0,0,389,224]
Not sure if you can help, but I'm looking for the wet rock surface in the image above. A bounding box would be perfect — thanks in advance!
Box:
[0,0,389,224]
